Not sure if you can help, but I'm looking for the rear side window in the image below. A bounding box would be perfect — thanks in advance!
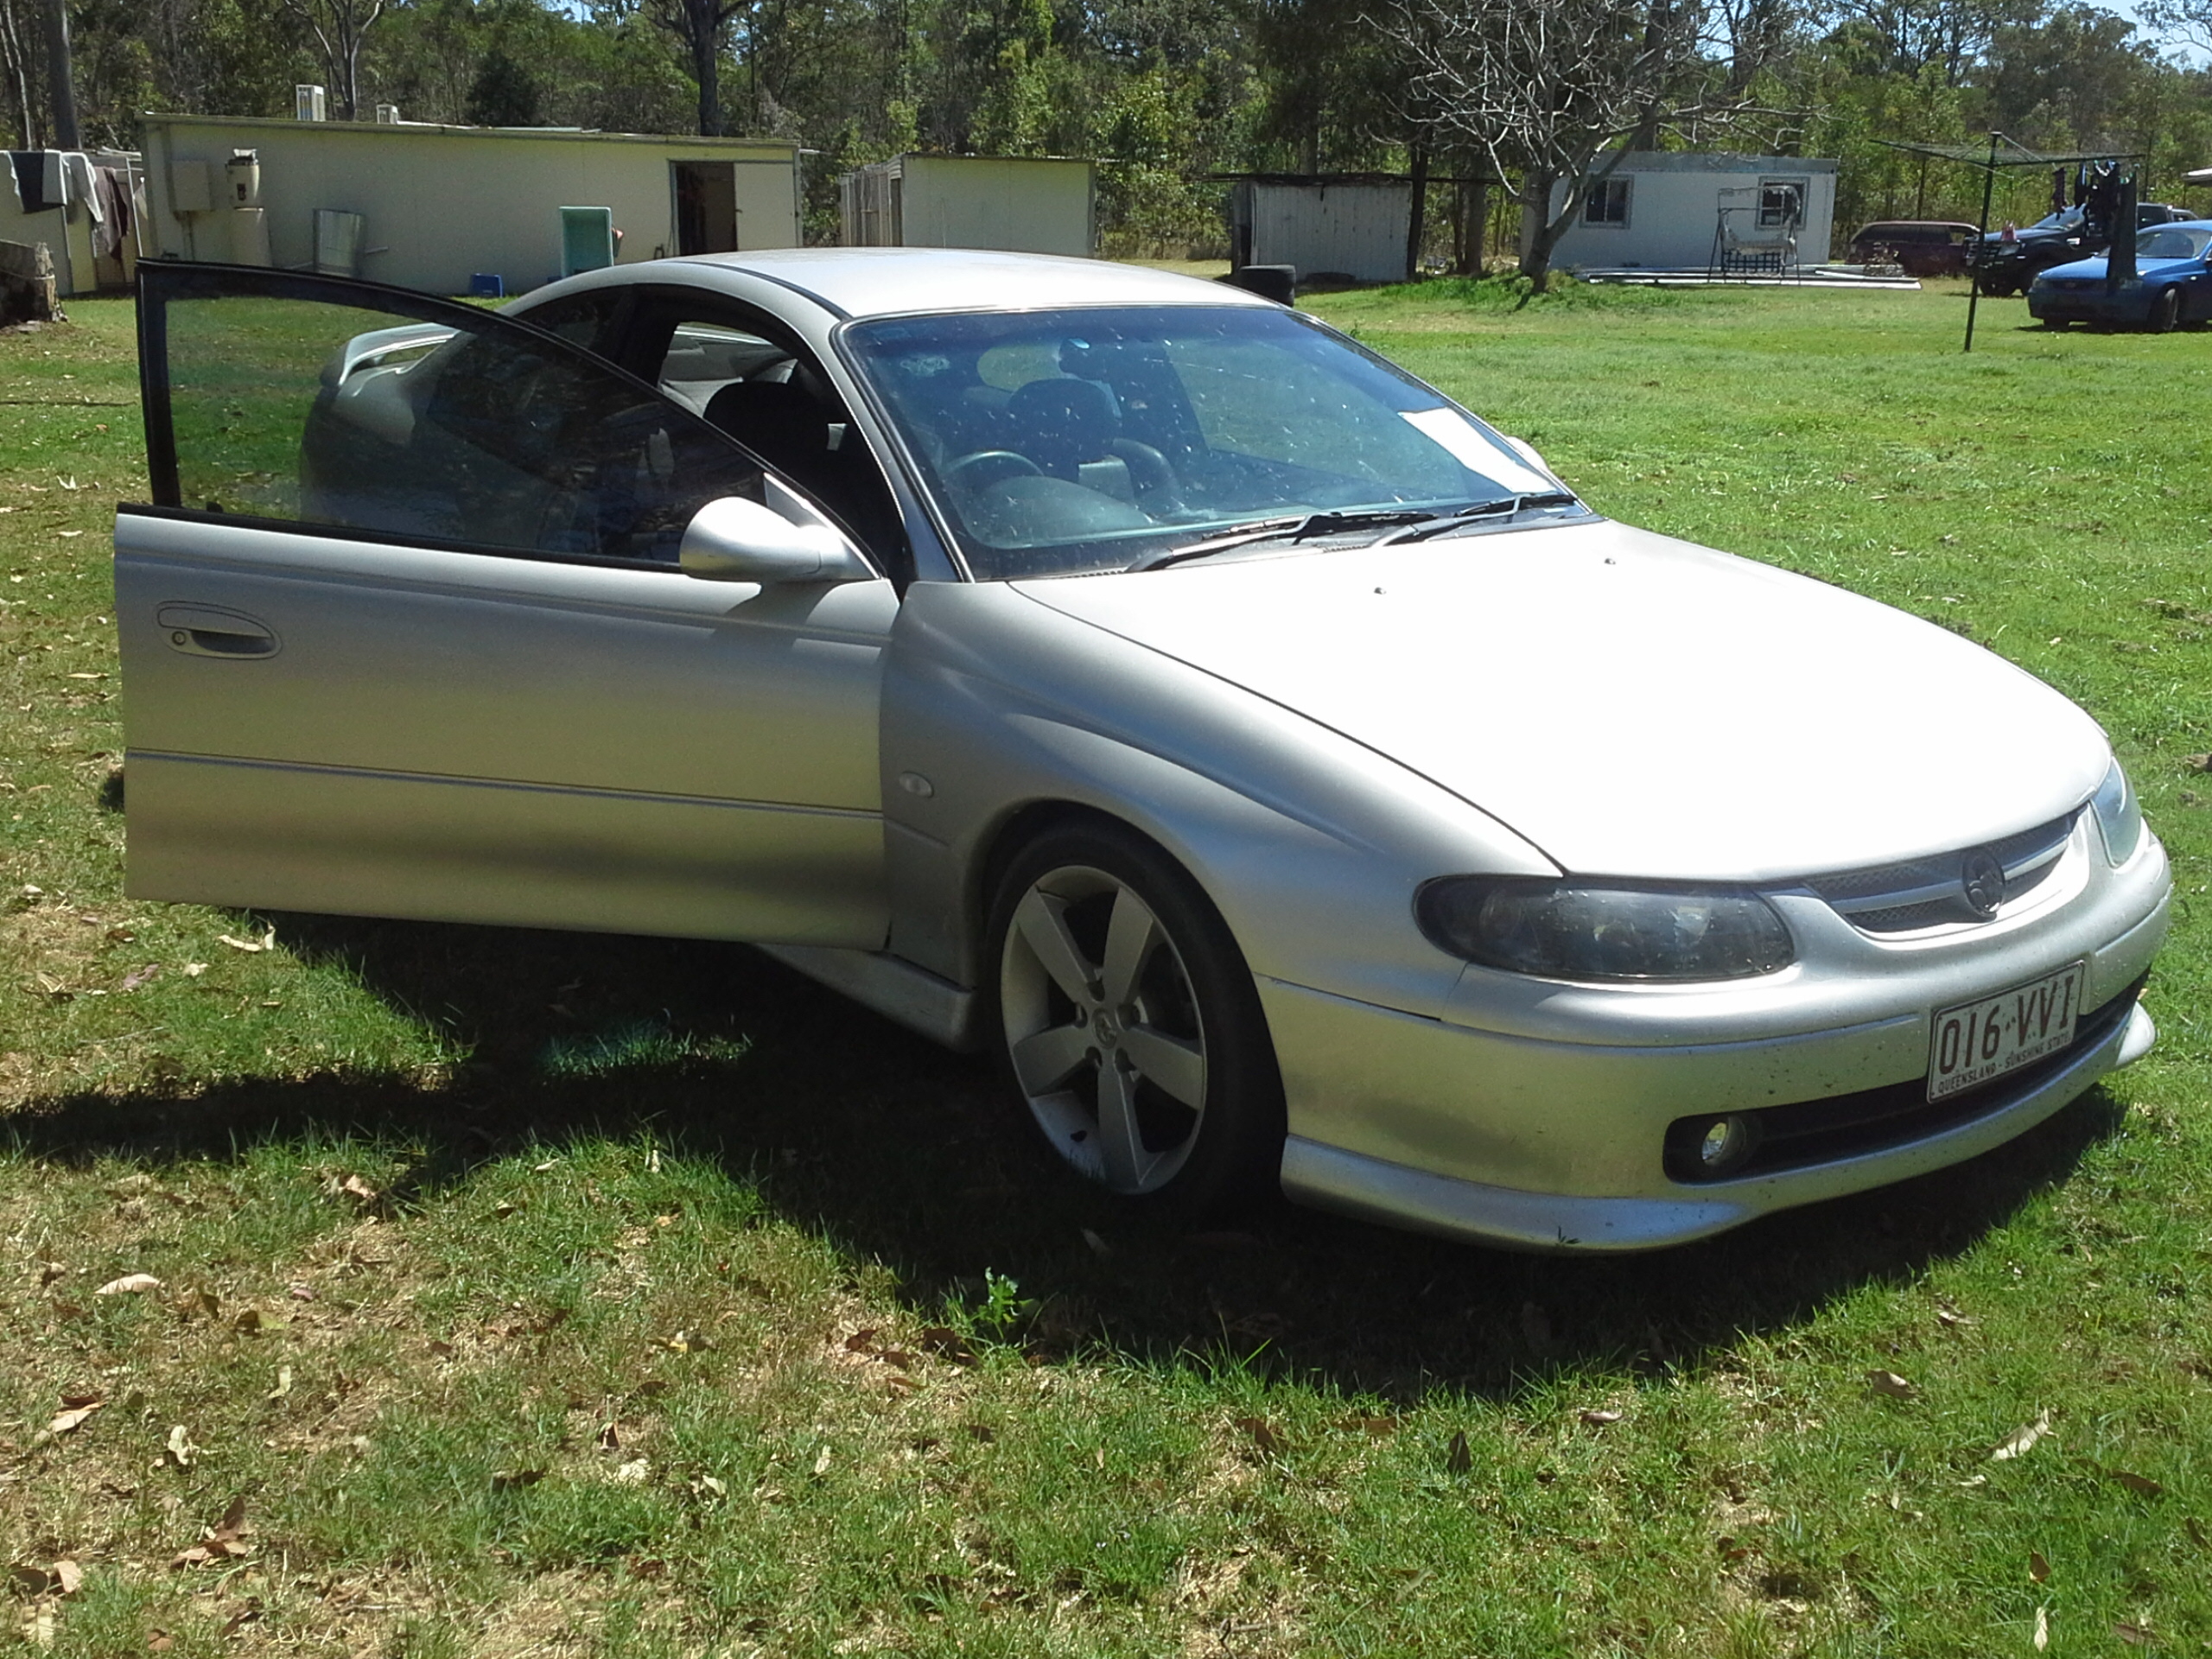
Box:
[142,265,766,566]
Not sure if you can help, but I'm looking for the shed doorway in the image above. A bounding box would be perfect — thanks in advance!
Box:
[673,162,739,254]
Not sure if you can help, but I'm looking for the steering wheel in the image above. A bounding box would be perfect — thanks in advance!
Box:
[947,450,1042,492]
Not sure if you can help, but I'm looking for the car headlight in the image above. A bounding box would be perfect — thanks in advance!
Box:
[1415,878,1794,982]
[2090,758,2142,865]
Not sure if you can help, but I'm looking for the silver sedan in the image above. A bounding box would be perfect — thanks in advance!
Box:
[116,250,2170,1249]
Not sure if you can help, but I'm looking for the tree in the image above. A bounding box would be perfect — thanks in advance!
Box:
[465,42,540,124]
[649,0,753,134]
[1379,0,1781,288]
[283,0,386,119]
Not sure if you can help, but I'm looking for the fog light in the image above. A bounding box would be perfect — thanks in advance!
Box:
[1696,1115,1756,1174]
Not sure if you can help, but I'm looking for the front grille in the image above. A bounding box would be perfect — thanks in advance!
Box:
[1803,811,2075,934]
[1662,973,2144,1183]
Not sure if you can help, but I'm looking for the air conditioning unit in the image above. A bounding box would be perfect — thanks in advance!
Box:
[296,84,327,122]
[374,104,400,124]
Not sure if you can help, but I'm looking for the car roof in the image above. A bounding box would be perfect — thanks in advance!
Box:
[659,247,1276,320]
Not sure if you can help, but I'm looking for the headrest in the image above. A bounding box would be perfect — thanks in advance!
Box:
[1006,376,1118,471]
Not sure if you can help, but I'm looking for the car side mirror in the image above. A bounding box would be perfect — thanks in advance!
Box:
[679,495,872,584]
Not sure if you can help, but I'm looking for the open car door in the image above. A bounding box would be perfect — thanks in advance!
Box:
[119,263,896,944]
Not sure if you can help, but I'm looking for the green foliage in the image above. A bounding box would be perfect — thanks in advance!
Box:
[462,42,541,125]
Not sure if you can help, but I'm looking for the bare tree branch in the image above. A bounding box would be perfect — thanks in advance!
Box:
[1374,0,1783,286]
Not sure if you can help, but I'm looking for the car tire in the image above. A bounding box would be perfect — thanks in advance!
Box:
[987,819,1285,1217]
[2150,287,2181,333]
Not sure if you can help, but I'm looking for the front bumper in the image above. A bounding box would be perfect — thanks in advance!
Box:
[1278,998,2152,1250]
[2028,287,2151,324]
[1264,831,2170,1251]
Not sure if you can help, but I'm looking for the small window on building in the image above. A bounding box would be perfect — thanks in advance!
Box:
[1585,179,1631,226]
[1759,180,1806,227]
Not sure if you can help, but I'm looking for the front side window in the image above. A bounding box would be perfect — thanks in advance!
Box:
[145,267,766,565]
[1585,179,1631,226]
[842,304,1566,580]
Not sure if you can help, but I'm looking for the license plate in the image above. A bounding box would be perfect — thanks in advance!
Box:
[1927,961,2086,1102]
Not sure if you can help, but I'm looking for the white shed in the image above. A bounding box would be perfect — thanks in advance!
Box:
[139,115,801,296]
[839,156,1095,257]
[1228,179,1411,284]
[1545,153,1839,274]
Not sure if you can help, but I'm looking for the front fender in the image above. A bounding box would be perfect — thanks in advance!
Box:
[878,582,1557,1020]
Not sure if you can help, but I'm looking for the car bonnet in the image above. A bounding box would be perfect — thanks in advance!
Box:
[1012,521,2110,884]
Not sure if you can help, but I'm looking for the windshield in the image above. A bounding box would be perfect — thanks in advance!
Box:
[2137,226,2212,260]
[842,304,1568,579]
[2024,207,2086,233]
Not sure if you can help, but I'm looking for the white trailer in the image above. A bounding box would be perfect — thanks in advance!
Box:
[139,115,801,296]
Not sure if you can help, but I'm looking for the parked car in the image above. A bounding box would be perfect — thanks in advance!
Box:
[1847,220,1978,276]
[1976,201,2194,296]
[2027,220,2212,329]
[117,251,2170,1251]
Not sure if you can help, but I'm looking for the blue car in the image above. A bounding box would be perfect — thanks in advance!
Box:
[2027,220,2212,330]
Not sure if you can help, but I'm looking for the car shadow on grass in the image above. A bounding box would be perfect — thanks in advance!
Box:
[3,911,2130,1402]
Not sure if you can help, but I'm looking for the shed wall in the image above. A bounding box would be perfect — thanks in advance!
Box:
[1239,183,1410,284]
[140,118,800,295]
[892,157,1094,256]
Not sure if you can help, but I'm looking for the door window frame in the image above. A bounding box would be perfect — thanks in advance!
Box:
[133,260,869,578]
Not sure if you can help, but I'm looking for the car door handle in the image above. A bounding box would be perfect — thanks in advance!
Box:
[156,604,281,659]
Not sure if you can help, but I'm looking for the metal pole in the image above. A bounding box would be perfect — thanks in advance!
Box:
[38,0,74,150]
[1963,130,1997,353]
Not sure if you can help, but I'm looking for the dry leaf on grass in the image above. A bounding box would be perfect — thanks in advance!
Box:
[265,1367,292,1404]
[8,1561,82,1598]
[171,1497,249,1568]
[1580,1408,1624,1427]
[2033,1606,2049,1651]
[95,1274,161,1296]
[1233,1416,1282,1455]
[597,1422,621,1452]
[37,1262,65,1287]
[662,1330,713,1354]
[1341,1414,1398,1437]
[1991,1410,2052,1461]
[164,1426,197,1469]
[2107,1469,2164,1497]
[490,1469,544,1492]
[811,1445,831,1477]
[1866,1370,1920,1400]
[46,1400,101,1435]
[2186,1517,2209,1551]
[217,928,275,953]
[118,964,158,991]
[2113,1622,2153,1646]
[616,1459,650,1484]
[1445,1430,1472,1475]
[2030,1549,2050,1583]
[918,1326,976,1365]
[1080,1228,1111,1258]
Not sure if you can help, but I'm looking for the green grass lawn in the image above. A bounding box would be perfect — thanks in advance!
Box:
[0,283,2206,1657]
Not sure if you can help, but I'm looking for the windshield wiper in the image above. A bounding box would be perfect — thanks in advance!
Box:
[1128,508,1440,573]
[1364,491,1583,546]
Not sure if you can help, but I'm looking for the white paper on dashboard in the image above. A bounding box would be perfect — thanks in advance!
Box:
[1400,407,1553,493]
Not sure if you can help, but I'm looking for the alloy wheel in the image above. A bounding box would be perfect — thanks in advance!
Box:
[998,863,1209,1195]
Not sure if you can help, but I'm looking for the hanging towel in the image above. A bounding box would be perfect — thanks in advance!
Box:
[63,153,96,221]
[8,152,47,213]
[92,167,125,257]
